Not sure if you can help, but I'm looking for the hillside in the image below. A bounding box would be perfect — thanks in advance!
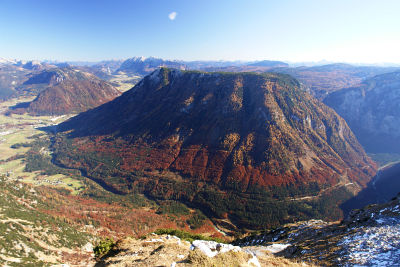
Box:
[0,175,95,266]
[17,68,121,115]
[324,71,400,153]
[55,68,376,230]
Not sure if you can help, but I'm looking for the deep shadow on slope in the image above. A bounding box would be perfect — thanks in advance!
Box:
[341,162,400,216]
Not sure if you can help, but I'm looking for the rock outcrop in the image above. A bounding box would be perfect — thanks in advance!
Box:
[95,233,314,267]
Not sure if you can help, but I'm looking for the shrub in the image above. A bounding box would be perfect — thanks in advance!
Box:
[156,201,190,216]
[93,238,116,258]
[187,211,207,229]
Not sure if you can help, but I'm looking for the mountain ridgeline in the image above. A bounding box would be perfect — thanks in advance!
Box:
[55,68,376,229]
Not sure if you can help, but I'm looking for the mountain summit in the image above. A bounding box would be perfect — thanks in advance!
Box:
[56,68,376,229]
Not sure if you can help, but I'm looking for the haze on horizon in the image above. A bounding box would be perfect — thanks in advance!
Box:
[1,0,399,64]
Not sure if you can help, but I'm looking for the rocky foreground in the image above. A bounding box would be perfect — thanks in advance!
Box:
[95,233,315,267]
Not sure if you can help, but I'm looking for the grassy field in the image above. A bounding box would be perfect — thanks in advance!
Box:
[0,129,34,159]
[109,72,141,92]
[0,97,84,195]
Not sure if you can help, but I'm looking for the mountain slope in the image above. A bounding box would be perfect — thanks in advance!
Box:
[55,68,376,229]
[324,71,400,153]
[0,176,95,266]
[21,68,121,115]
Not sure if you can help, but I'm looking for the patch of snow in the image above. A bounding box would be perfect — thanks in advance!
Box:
[376,219,385,224]
[82,242,93,252]
[338,218,400,266]
[248,255,261,267]
[190,240,241,257]
[265,243,291,253]
[50,115,66,122]
[0,131,13,136]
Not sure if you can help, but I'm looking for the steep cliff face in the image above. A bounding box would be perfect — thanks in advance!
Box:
[24,68,121,115]
[55,68,376,228]
[325,71,400,153]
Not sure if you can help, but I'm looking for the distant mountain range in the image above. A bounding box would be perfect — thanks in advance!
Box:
[101,57,399,99]
[116,56,187,75]
[270,63,400,99]
[54,68,376,229]
[248,60,289,68]
[114,57,289,75]
[2,57,399,100]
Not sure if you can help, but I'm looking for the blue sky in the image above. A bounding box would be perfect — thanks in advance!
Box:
[0,0,399,63]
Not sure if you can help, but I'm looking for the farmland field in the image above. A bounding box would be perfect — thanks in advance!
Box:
[0,97,84,194]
